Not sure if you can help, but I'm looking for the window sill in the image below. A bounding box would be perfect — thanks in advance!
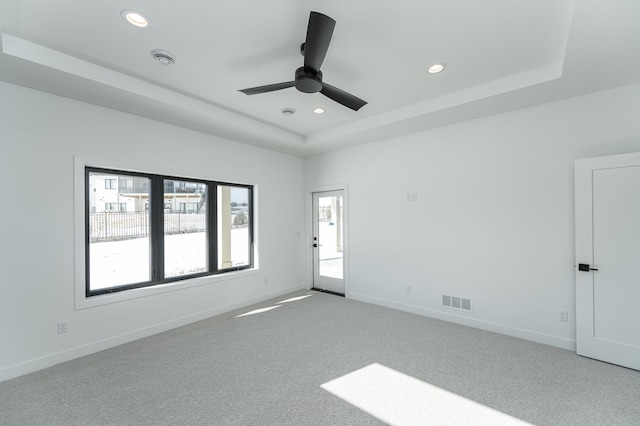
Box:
[75,268,260,310]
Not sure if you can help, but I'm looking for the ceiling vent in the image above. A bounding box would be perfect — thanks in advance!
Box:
[151,50,175,66]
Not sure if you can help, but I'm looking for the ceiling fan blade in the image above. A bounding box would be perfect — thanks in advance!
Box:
[304,12,336,71]
[239,81,295,95]
[320,83,367,111]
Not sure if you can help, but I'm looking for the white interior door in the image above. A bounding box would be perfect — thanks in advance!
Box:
[312,190,345,294]
[575,153,640,371]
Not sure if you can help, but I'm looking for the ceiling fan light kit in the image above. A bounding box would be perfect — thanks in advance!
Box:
[239,11,367,112]
[295,67,323,93]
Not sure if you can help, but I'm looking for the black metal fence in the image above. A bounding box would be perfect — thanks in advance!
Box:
[89,211,206,243]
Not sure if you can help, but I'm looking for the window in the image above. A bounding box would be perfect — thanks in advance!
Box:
[85,167,253,297]
[105,178,117,189]
[218,185,252,270]
[104,203,126,212]
[89,171,151,291]
[164,179,207,279]
[177,202,199,212]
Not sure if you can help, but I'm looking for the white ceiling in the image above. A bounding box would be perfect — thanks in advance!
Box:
[1,0,639,157]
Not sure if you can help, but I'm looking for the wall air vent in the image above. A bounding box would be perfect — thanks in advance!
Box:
[442,294,472,312]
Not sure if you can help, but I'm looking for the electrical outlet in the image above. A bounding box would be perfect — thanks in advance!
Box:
[558,311,568,322]
[58,320,69,334]
[406,193,419,202]
[406,286,412,294]
[264,276,269,285]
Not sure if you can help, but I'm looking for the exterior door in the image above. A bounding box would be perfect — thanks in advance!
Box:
[312,190,345,294]
[575,152,640,371]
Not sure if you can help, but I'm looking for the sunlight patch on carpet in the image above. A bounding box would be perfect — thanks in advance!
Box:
[321,363,532,426]
[277,294,314,304]
[235,305,281,318]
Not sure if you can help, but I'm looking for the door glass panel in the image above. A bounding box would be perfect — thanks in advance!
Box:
[318,195,343,279]
[164,179,207,278]
[88,171,151,290]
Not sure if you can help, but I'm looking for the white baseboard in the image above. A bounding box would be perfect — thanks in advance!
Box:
[347,292,576,351]
[0,284,305,383]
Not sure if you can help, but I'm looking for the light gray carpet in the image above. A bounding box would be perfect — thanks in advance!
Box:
[1,290,639,425]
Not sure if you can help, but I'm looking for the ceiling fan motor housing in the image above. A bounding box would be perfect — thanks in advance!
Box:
[295,67,323,93]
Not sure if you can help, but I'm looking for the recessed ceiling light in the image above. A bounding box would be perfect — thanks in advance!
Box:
[281,108,296,116]
[428,63,446,74]
[313,108,325,114]
[121,10,150,28]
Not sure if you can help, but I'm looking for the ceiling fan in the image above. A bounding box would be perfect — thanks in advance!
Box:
[239,11,367,112]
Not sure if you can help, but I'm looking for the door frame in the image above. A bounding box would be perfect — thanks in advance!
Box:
[306,183,349,296]
[575,151,640,370]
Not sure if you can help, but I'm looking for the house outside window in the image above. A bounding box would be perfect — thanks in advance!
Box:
[104,203,126,212]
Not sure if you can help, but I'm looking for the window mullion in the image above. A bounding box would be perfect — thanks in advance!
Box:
[208,183,218,273]
[151,176,165,282]
[248,186,254,267]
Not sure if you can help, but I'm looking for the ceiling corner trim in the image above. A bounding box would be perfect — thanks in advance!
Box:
[557,0,578,78]
[0,17,4,52]
[1,33,303,147]
[305,62,565,147]
[1,34,220,110]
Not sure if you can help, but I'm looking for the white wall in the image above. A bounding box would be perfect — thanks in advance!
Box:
[305,82,640,350]
[0,81,306,381]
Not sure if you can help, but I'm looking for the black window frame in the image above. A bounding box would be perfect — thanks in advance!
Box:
[85,167,254,297]
[216,182,255,274]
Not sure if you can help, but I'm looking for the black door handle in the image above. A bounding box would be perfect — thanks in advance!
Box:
[313,244,318,248]
[578,263,599,272]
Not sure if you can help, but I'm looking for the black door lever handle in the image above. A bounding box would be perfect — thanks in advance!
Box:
[578,263,599,272]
